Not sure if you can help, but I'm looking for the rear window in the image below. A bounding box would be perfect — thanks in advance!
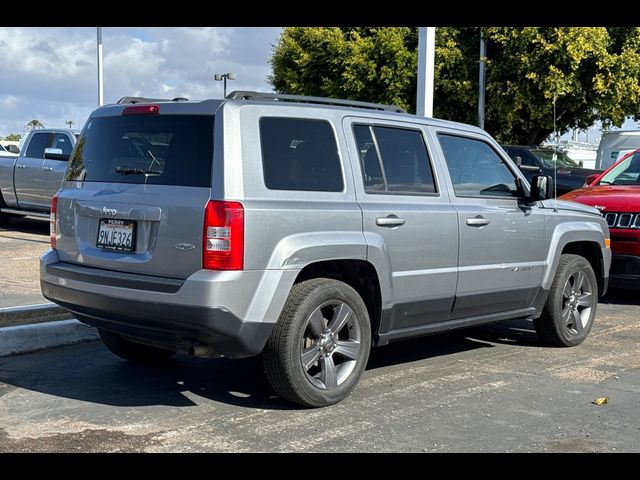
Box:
[66,115,214,187]
[259,117,343,192]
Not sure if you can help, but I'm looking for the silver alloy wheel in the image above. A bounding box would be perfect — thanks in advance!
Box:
[300,301,362,390]
[561,269,595,335]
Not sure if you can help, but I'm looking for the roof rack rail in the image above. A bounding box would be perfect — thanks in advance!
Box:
[225,91,406,113]
[116,96,190,105]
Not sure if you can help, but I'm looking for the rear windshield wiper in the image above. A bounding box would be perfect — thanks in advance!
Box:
[115,166,162,176]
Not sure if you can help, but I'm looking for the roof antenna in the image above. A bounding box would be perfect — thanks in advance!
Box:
[553,92,558,212]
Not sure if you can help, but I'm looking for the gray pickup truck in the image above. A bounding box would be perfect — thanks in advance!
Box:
[0,128,78,224]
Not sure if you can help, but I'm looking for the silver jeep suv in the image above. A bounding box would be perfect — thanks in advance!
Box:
[40,92,611,407]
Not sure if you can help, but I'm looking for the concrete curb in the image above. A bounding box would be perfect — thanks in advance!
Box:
[0,303,72,328]
[0,319,99,357]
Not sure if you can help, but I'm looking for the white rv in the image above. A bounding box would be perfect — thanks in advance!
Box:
[596,130,640,170]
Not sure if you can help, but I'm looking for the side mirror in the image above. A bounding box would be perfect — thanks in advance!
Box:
[44,147,69,161]
[530,174,554,201]
[584,173,599,187]
[514,155,523,167]
[6,145,19,154]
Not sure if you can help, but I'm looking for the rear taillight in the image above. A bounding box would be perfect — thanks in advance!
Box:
[50,190,61,249]
[203,200,244,270]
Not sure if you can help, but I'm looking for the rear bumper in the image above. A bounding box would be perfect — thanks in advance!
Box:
[41,280,272,357]
[609,254,640,290]
[39,249,298,358]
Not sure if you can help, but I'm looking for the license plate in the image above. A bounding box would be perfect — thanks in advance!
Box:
[96,218,136,252]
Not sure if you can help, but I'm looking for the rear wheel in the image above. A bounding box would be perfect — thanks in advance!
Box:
[263,278,371,407]
[534,254,598,347]
[98,329,175,362]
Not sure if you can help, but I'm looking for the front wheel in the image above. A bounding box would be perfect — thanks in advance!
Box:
[263,278,372,407]
[534,254,598,347]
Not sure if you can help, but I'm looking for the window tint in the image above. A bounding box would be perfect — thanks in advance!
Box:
[438,134,518,198]
[260,118,343,192]
[52,133,73,156]
[353,125,436,194]
[25,133,51,158]
[506,148,537,167]
[66,115,214,187]
[599,152,640,186]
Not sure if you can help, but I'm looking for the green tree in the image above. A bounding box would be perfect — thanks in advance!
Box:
[269,27,640,145]
[25,119,44,131]
[3,133,22,141]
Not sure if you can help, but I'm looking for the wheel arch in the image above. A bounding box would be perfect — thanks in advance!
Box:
[294,259,383,340]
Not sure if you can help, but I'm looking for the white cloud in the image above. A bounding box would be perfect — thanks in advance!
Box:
[0,27,281,135]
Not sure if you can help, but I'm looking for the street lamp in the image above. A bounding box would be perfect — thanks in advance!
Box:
[214,72,236,98]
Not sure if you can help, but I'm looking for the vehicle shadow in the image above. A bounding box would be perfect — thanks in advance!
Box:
[0,319,542,411]
[0,216,49,237]
[600,288,640,306]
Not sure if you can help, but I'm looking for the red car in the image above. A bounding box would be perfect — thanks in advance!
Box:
[561,148,640,289]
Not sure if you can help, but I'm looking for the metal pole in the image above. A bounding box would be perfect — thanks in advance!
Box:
[478,29,486,129]
[417,27,436,117]
[97,27,104,106]
[223,76,227,98]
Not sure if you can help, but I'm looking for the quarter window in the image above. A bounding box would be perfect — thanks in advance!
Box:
[438,134,519,198]
[353,125,436,194]
[260,118,343,192]
[52,133,73,156]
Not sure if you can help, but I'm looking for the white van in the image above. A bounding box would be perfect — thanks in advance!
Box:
[596,130,640,170]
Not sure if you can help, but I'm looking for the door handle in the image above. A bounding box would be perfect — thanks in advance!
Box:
[466,216,490,227]
[376,215,406,227]
[42,167,53,171]
[16,164,26,169]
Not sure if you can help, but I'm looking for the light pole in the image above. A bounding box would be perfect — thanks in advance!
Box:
[416,27,435,117]
[97,27,104,106]
[214,72,236,98]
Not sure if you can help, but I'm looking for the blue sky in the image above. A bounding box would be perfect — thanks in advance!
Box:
[0,27,282,135]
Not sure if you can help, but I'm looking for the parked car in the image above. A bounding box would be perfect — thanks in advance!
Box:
[0,143,18,158]
[0,128,79,224]
[561,148,640,289]
[502,145,601,196]
[595,129,640,170]
[41,92,611,407]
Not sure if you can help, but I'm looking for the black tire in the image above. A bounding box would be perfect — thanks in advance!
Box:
[263,278,372,408]
[98,329,175,362]
[534,254,598,347]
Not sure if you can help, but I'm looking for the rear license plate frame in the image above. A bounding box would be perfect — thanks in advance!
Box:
[96,218,136,252]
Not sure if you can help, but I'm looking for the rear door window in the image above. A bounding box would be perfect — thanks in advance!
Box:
[259,117,343,192]
[66,115,214,187]
[25,132,52,158]
[353,125,437,194]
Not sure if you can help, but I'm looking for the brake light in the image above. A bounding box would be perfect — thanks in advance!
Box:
[203,200,244,270]
[122,105,160,115]
[50,190,61,249]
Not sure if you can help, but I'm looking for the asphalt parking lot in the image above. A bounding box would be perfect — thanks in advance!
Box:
[1,290,639,452]
[1,218,639,452]
[0,217,50,307]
